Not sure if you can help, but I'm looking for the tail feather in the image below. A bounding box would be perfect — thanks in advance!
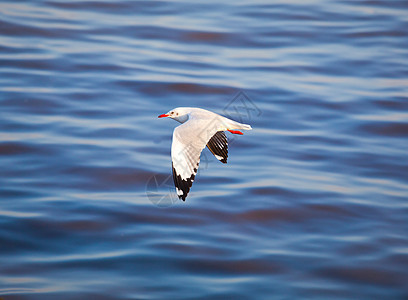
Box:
[228,120,252,131]
[220,116,252,131]
[240,123,252,130]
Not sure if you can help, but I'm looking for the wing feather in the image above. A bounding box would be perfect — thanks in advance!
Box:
[171,119,219,201]
[206,131,228,164]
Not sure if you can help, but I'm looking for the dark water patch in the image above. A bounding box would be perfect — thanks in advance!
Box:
[283,97,354,118]
[0,19,81,40]
[0,44,42,55]
[294,134,354,147]
[199,175,239,185]
[236,208,305,224]
[305,203,357,219]
[73,63,126,73]
[0,58,54,72]
[344,29,408,39]
[59,219,113,233]
[241,9,320,22]
[0,221,59,255]
[64,167,154,190]
[166,83,233,95]
[249,186,305,197]
[154,242,228,257]
[65,92,101,102]
[68,108,119,119]
[295,152,331,162]
[46,0,136,13]
[11,294,122,300]
[378,235,408,249]
[183,31,230,43]
[342,151,408,171]
[0,188,42,199]
[137,81,235,96]
[374,98,408,110]
[339,240,381,257]
[108,206,206,227]
[151,58,217,71]
[180,258,284,276]
[247,179,350,202]
[182,30,263,48]
[344,0,408,9]
[1,97,66,115]
[47,0,188,16]
[123,25,184,41]
[72,127,136,139]
[387,254,408,267]
[316,266,406,287]
[0,142,55,156]
[358,122,408,137]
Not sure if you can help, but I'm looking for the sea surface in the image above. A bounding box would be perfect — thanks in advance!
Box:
[1,0,408,299]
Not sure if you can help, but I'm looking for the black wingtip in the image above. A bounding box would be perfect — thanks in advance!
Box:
[172,163,197,202]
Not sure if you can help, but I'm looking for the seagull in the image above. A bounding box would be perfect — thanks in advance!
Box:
[158,107,252,201]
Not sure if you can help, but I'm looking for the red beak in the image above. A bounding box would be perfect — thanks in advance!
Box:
[158,114,169,118]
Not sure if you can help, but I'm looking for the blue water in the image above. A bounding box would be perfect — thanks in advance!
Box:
[1,0,408,299]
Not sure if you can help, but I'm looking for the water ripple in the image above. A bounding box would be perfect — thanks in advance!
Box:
[1,0,407,299]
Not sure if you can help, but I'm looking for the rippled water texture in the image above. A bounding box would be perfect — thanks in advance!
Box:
[1,0,408,299]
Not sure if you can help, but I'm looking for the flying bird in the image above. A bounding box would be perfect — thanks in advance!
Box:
[158,107,252,201]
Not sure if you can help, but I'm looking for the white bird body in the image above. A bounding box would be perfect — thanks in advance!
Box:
[158,107,252,201]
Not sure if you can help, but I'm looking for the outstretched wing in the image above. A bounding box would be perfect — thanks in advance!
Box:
[206,131,228,164]
[171,119,220,201]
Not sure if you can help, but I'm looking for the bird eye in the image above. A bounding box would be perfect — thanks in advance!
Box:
[170,112,174,115]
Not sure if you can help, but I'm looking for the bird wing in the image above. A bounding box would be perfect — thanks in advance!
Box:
[206,131,228,164]
[171,118,221,201]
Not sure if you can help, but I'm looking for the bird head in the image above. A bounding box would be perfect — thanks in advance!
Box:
[158,107,189,123]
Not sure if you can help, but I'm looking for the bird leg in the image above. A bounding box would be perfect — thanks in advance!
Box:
[227,130,243,135]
